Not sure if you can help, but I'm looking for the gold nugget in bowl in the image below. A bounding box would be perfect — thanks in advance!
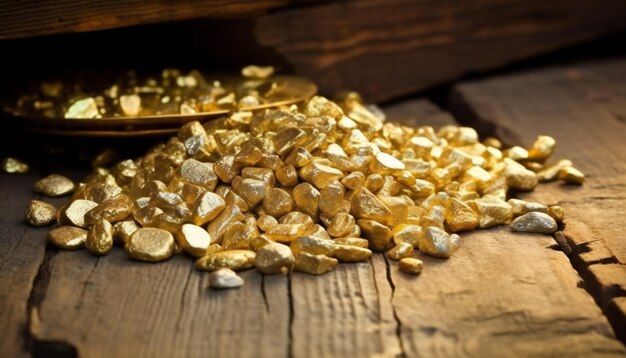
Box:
[3,66,317,137]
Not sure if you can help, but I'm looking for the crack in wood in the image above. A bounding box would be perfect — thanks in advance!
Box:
[382,256,407,358]
[25,245,78,357]
[260,274,270,314]
[174,264,194,333]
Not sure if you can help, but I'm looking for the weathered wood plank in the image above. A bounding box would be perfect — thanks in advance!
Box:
[248,0,626,102]
[389,228,625,356]
[0,170,47,358]
[0,0,288,40]
[451,58,626,345]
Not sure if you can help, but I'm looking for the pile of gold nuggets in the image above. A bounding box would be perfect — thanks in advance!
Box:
[23,72,585,289]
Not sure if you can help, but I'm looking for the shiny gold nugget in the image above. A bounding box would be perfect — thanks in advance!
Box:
[34,174,75,197]
[86,219,114,255]
[195,250,256,271]
[254,242,294,274]
[24,200,57,227]
[48,226,87,250]
[399,258,424,275]
[126,228,175,262]
[2,157,29,173]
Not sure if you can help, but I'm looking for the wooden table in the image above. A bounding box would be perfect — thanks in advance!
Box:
[1,59,625,357]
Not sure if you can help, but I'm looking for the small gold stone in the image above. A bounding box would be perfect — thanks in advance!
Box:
[299,162,344,189]
[333,237,369,248]
[528,135,556,162]
[120,94,141,116]
[511,212,557,234]
[24,200,57,227]
[358,219,393,251]
[558,166,585,185]
[399,258,424,275]
[326,213,356,238]
[192,192,226,226]
[48,226,88,250]
[392,224,422,247]
[507,198,548,217]
[2,157,29,173]
[387,242,414,261]
[34,174,75,197]
[126,228,175,262]
[85,194,132,224]
[254,242,295,274]
[418,227,460,258]
[65,97,99,119]
[263,187,295,218]
[333,244,372,262]
[241,65,274,79]
[195,250,256,271]
[504,162,538,191]
[537,159,572,182]
[86,219,114,255]
[294,252,338,275]
[59,199,99,228]
[350,187,393,226]
[444,198,479,232]
[207,204,245,244]
[209,268,244,289]
[547,205,565,222]
[176,223,212,257]
[113,220,139,246]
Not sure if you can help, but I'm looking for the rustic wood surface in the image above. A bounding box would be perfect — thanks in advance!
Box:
[0,0,287,40]
[451,58,626,343]
[1,74,626,356]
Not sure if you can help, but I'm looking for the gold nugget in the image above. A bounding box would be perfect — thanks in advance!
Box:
[25,200,57,227]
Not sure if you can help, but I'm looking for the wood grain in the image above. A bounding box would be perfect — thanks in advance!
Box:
[0,0,288,39]
[451,58,626,348]
[250,0,626,102]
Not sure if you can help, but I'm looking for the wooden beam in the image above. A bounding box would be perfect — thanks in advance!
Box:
[0,0,288,40]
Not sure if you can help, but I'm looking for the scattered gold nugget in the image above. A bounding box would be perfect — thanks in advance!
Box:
[86,219,114,255]
[511,212,557,234]
[209,268,244,289]
[399,258,424,275]
[34,174,75,197]
[48,226,87,250]
[2,157,29,173]
[126,228,175,262]
[24,200,57,227]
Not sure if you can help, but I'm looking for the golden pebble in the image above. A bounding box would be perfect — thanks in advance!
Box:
[207,204,245,244]
[528,135,556,162]
[194,250,256,271]
[290,236,335,256]
[327,213,356,238]
[48,226,88,250]
[504,162,538,191]
[34,174,75,197]
[470,197,512,228]
[85,194,132,224]
[358,219,393,251]
[304,224,332,241]
[24,200,57,227]
[254,242,295,274]
[222,222,257,250]
[304,96,344,119]
[299,162,344,189]
[120,94,141,116]
[264,223,307,243]
[86,219,114,255]
[399,258,424,275]
[192,192,226,226]
[392,224,422,248]
[371,152,405,174]
[537,159,572,182]
[444,198,479,232]
[65,97,99,119]
[547,205,565,222]
[558,166,585,185]
[176,223,212,257]
[60,199,98,228]
[241,65,274,79]
[256,214,278,232]
[507,198,548,217]
[126,228,175,262]
[273,127,307,155]
[241,167,276,186]
[180,159,218,190]
[263,187,295,217]
[113,220,139,246]
[333,237,369,248]
[418,227,460,258]
[83,183,123,203]
[294,252,338,275]
[333,244,372,262]
[350,187,393,225]
[232,178,267,207]
[511,212,557,234]
[2,157,29,173]
[292,183,320,218]
[209,268,244,289]
[387,242,414,260]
